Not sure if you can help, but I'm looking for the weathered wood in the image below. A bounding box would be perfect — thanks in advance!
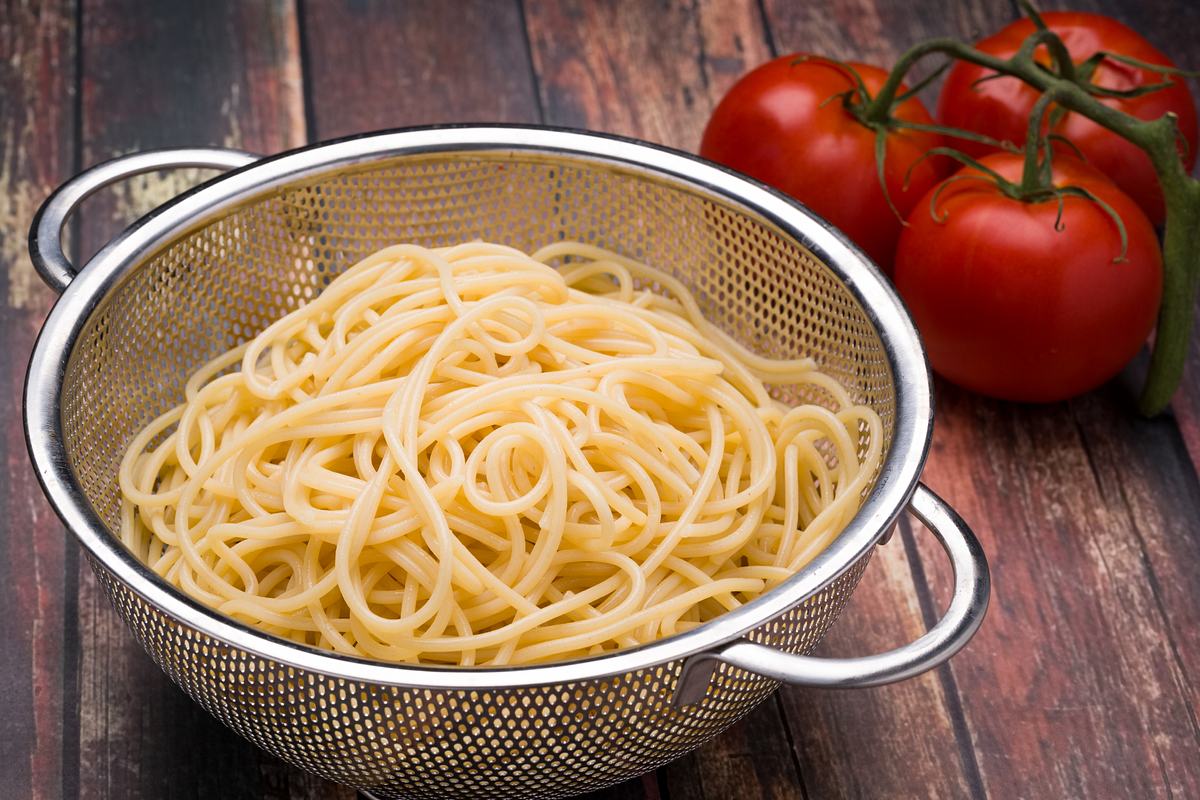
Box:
[775,540,978,800]
[852,1,1200,796]
[1180,297,1200,472]
[1072,0,1200,490]
[0,3,77,800]
[72,1,347,798]
[661,699,810,800]
[1073,384,1200,768]
[525,0,769,148]
[2,0,1196,797]
[1057,10,1200,793]
[579,773,660,800]
[300,0,540,138]
[750,3,1019,798]
[522,2,821,797]
[763,0,1008,86]
[913,384,1200,799]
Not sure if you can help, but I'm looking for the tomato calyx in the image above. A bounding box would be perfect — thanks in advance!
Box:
[829,59,1015,152]
[917,146,1132,264]
[700,55,953,271]
[799,55,1020,223]
[1013,88,1131,261]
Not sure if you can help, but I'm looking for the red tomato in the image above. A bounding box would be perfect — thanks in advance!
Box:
[701,55,948,272]
[937,12,1198,225]
[893,153,1162,403]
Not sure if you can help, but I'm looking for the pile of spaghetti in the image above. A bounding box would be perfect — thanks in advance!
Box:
[119,241,882,666]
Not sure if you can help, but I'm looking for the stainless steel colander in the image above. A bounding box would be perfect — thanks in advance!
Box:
[25,126,988,800]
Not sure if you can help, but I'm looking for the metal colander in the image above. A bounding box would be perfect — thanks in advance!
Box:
[25,126,988,800]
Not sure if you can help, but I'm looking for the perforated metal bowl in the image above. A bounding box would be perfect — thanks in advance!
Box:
[25,126,988,800]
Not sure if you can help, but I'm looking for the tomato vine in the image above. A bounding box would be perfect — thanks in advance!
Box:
[858,7,1199,416]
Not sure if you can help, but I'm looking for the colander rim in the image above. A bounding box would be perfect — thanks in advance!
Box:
[24,124,933,688]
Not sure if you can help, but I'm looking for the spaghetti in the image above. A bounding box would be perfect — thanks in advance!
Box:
[118,241,882,665]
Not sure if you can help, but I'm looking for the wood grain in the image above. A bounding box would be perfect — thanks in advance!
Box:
[1179,296,1200,473]
[1070,0,1200,486]
[914,383,1200,799]
[661,698,809,800]
[775,539,977,800]
[750,3,1016,798]
[3,0,1199,797]
[0,4,77,799]
[763,0,1007,83]
[525,0,770,149]
[522,3,826,797]
[300,0,540,138]
[72,1,345,798]
[860,2,1200,797]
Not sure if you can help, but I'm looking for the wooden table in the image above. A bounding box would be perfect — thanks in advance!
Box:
[4,1,1200,798]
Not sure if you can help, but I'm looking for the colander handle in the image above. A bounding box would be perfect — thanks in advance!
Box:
[29,147,259,294]
[673,483,989,706]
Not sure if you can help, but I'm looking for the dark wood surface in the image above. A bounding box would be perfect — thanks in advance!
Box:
[2,1,1199,798]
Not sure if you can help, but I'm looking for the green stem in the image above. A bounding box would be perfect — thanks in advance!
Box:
[1139,154,1200,414]
[1017,29,1078,83]
[874,35,1200,415]
[861,38,966,123]
[1019,91,1058,194]
[877,38,1169,148]
[862,31,1076,124]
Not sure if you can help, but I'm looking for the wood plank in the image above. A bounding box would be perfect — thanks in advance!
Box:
[1073,0,1200,492]
[1072,383,1200,765]
[1179,296,1200,473]
[763,0,1008,92]
[525,0,770,148]
[661,698,810,800]
[299,1,772,796]
[1094,6,1200,777]
[299,3,619,798]
[753,2,1018,797]
[774,538,978,800]
[0,4,78,799]
[914,384,1200,799]
[300,0,540,138]
[881,1,1200,796]
[1060,8,1200,792]
[522,2,825,797]
[73,2,348,798]
[578,773,661,800]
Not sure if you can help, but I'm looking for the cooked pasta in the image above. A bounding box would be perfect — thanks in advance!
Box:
[118,241,882,666]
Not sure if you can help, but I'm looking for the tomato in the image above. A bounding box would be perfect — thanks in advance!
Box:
[893,153,1162,403]
[700,55,948,272]
[937,12,1198,225]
